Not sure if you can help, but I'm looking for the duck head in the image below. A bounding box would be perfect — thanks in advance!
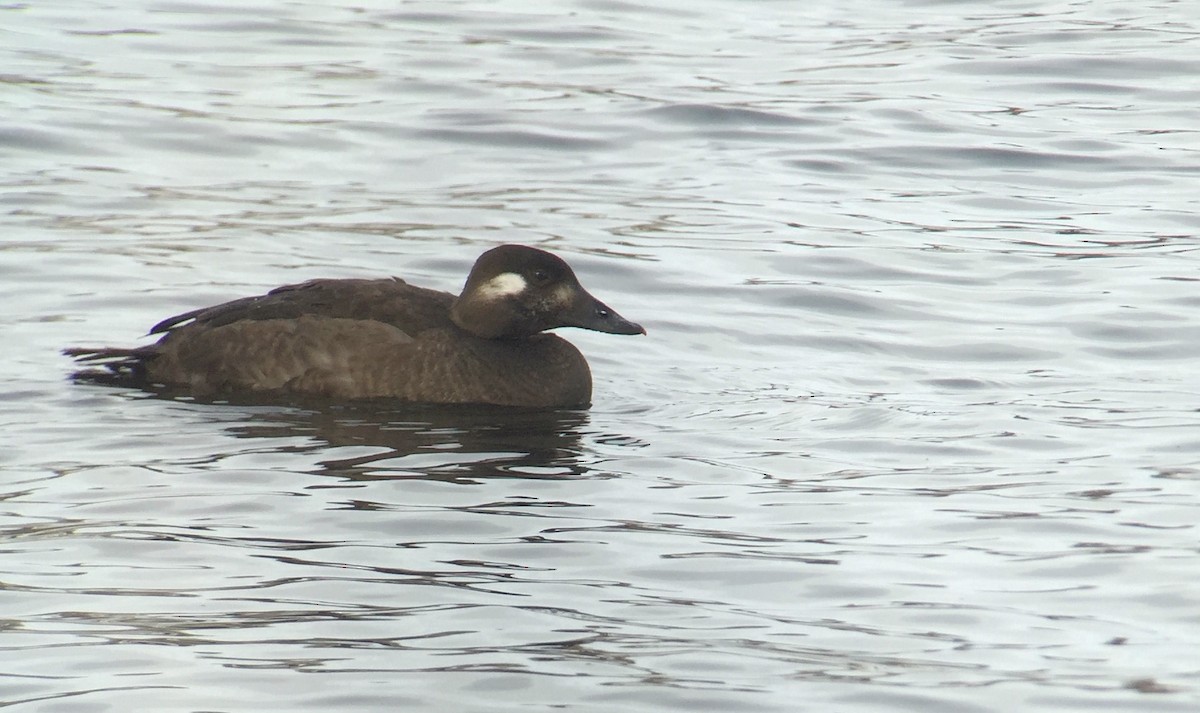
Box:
[451,245,645,340]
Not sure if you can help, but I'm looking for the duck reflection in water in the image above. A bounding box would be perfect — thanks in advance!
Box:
[228,399,624,483]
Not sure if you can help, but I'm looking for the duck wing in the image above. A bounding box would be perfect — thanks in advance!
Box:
[68,278,459,395]
[150,278,457,337]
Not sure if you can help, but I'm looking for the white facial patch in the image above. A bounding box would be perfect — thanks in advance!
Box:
[550,284,573,307]
[478,272,527,299]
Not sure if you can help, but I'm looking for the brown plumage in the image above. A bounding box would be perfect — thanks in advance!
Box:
[65,245,644,408]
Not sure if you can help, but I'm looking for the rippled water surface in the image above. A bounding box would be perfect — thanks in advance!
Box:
[4,1,1200,711]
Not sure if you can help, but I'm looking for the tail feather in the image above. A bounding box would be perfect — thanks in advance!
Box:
[63,346,157,386]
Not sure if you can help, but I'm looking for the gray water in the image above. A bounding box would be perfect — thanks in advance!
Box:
[4,1,1200,711]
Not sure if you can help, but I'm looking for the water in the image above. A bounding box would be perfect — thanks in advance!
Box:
[4,0,1200,710]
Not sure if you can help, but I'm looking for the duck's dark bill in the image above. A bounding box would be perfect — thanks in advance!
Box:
[565,294,645,335]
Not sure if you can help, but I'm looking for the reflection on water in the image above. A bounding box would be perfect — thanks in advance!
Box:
[225,400,602,481]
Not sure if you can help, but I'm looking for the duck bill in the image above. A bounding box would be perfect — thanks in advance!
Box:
[564,292,645,335]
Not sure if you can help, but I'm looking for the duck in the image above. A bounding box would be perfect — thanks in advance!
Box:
[65,244,645,408]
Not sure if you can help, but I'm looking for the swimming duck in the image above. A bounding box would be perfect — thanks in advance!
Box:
[65,244,645,407]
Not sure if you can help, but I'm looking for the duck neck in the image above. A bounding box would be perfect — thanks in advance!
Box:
[450,296,508,339]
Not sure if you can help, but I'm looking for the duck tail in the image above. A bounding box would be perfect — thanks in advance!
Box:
[63,346,156,385]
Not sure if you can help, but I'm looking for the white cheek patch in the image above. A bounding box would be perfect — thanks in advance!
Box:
[478,272,527,299]
[550,285,573,307]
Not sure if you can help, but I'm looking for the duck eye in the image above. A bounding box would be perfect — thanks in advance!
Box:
[532,269,550,283]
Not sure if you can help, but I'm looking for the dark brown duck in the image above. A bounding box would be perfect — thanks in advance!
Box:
[65,245,645,407]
